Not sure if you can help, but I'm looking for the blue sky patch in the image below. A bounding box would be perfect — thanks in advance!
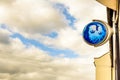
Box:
[11,33,79,58]
[0,24,13,33]
[43,32,58,38]
[0,24,7,29]
[54,3,77,29]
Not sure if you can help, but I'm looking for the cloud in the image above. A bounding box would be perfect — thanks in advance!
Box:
[0,0,108,57]
[10,32,78,58]
[0,0,15,5]
[0,54,95,80]
[0,0,109,80]
[0,29,94,80]
[0,0,67,34]
[0,26,11,44]
[0,44,95,80]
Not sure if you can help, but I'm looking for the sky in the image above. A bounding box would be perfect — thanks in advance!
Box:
[0,0,110,80]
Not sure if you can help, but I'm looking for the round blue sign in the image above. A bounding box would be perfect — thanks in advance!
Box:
[83,21,107,45]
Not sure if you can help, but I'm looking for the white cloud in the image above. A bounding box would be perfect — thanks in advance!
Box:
[0,0,67,34]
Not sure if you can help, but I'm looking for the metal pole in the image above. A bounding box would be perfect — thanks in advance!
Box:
[107,9,113,58]
[116,0,120,80]
[107,7,115,80]
[107,0,120,79]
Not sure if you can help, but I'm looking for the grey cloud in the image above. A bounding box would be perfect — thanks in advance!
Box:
[0,0,15,4]
[0,55,94,80]
[0,40,95,80]
[0,29,11,44]
[0,33,10,44]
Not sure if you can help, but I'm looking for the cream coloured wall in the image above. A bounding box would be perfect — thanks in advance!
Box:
[94,53,115,80]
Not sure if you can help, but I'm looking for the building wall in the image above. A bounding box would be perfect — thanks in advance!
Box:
[94,52,115,80]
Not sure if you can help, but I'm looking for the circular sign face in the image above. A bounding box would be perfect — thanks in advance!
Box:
[83,21,107,46]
